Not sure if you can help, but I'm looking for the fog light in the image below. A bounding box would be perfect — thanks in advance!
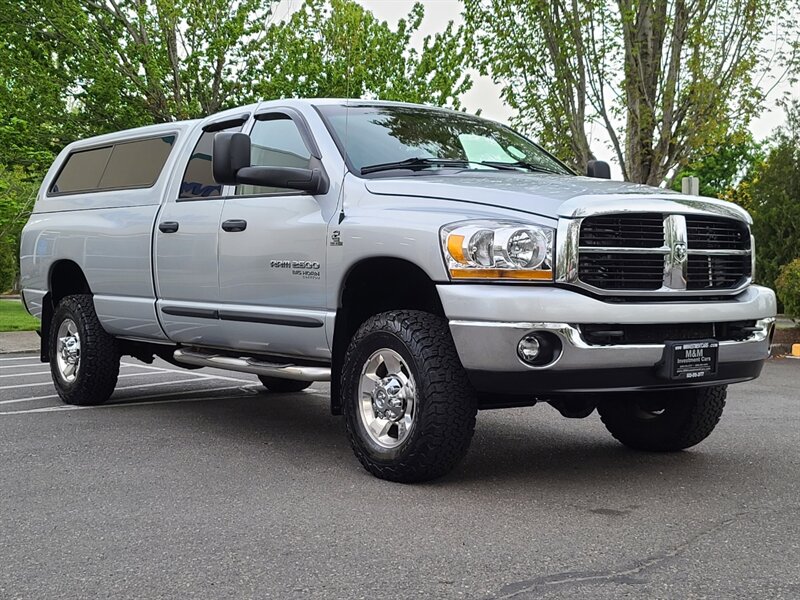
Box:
[517,335,541,363]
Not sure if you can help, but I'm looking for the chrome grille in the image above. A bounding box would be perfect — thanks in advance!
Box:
[574,213,752,293]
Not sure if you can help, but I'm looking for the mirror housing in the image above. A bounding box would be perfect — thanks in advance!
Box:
[236,166,327,193]
[587,160,611,179]
[212,131,328,194]
[213,132,251,185]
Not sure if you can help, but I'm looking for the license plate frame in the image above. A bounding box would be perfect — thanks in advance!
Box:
[658,339,719,381]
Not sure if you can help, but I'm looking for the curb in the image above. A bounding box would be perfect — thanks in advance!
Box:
[0,331,40,355]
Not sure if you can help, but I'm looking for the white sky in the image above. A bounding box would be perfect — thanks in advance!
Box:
[274,0,798,177]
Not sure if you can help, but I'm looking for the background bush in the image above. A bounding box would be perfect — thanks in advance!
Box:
[0,167,37,293]
[776,259,800,320]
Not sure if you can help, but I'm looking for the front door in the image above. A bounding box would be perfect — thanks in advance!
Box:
[216,111,332,359]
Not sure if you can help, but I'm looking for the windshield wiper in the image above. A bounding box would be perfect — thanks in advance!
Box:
[360,157,508,175]
[480,160,563,174]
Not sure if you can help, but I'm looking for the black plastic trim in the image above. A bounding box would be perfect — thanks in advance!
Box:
[217,310,323,328]
[161,306,219,319]
[160,306,323,328]
[466,360,764,395]
[202,113,251,133]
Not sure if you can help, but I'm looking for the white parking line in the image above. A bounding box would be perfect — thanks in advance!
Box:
[0,356,41,361]
[0,370,178,392]
[0,361,141,371]
[0,371,52,378]
[0,384,260,415]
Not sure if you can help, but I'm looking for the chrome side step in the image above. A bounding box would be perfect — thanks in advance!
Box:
[173,349,331,382]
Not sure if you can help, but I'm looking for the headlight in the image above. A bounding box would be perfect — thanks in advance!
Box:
[440,220,555,280]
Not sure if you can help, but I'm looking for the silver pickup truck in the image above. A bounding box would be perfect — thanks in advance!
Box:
[20,99,776,482]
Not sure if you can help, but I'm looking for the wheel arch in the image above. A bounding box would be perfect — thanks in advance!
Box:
[330,257,446,415]
[39,260,93,362]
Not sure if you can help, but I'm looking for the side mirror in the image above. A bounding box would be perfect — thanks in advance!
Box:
[587,160,611,179]
[236,165,327,194]
[212,131,329,194]
[212,132,251,185]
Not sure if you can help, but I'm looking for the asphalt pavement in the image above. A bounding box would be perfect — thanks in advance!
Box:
[0,354,797,599]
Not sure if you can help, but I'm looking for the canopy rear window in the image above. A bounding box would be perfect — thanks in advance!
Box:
[50,135,176,195]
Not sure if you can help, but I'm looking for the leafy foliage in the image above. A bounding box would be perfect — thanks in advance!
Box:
[0,167,37,292]
[252,0,471,107]
[776,259,800,319]
[671,132,764,198]
[746,111,800,292]
[464,0,800,184]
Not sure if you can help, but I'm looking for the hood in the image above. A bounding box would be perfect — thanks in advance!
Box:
[364,172,750,222]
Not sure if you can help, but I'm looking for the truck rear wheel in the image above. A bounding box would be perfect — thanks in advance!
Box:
[597,385,727,452]
[49,294,120,406]
[341,310,477,483]
[257,376,312,393]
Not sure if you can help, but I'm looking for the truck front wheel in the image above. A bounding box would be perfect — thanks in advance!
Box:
[597,385,727,452]
[341,310,477,482]
[49,294,120,406]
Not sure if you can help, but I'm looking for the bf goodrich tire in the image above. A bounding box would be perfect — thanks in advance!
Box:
[341,310,478,483]
[49,294,120,406]
[257,376,312,393]
[597,385,727,452]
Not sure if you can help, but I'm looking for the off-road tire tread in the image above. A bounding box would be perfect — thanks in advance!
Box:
[257,376,312,393]
[342,310,477,483]
[598,385,727,452]
[50,294,119,406]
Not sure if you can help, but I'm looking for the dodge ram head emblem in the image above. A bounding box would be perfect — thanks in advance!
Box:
[672,241,688,262]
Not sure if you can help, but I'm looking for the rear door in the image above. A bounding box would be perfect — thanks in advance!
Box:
[154,118,248,344]
[216,109,333,359]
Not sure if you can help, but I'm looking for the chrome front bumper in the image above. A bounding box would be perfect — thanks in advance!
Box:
[438,284,776,392]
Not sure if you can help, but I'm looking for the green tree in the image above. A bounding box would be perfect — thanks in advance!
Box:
[464,0,800,184]
[252,0,472,107]
[0,167,37,292]
[671,132,764,198]
[746,103,800,291]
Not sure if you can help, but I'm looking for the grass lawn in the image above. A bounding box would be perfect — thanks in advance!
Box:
[0,299,40,332]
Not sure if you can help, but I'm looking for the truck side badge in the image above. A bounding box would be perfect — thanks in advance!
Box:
[330,230,343,247]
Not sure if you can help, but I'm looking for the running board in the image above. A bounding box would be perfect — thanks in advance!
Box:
[173,349,331,382]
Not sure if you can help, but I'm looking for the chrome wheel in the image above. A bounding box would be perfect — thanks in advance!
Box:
[56,318,81,383]
[358,348,416,449]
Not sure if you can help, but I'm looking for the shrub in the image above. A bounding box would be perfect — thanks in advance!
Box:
[776,259,800,320]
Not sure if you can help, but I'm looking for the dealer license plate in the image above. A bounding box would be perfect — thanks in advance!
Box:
[659,340,719,381]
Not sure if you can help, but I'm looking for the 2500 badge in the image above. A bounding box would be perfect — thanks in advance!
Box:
[270,259,322,280]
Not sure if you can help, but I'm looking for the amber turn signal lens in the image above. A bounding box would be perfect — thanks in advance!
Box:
[449,268,552,280]
[447,234,467,264]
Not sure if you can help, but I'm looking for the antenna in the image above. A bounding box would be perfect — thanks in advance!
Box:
[338,14,353,225]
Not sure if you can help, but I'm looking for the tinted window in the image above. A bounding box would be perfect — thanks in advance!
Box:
[51,135,175,195]
[180,128,240,199]
[236,116,312,196]
[50,146,113,194]
[98,136,175,189]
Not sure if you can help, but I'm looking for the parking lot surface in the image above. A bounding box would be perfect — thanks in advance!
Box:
[0,354,798,599]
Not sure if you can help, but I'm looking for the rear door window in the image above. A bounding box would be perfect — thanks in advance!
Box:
[180,128,240,199]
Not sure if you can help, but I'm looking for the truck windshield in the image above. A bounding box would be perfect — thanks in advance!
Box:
[316,103,572,177]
